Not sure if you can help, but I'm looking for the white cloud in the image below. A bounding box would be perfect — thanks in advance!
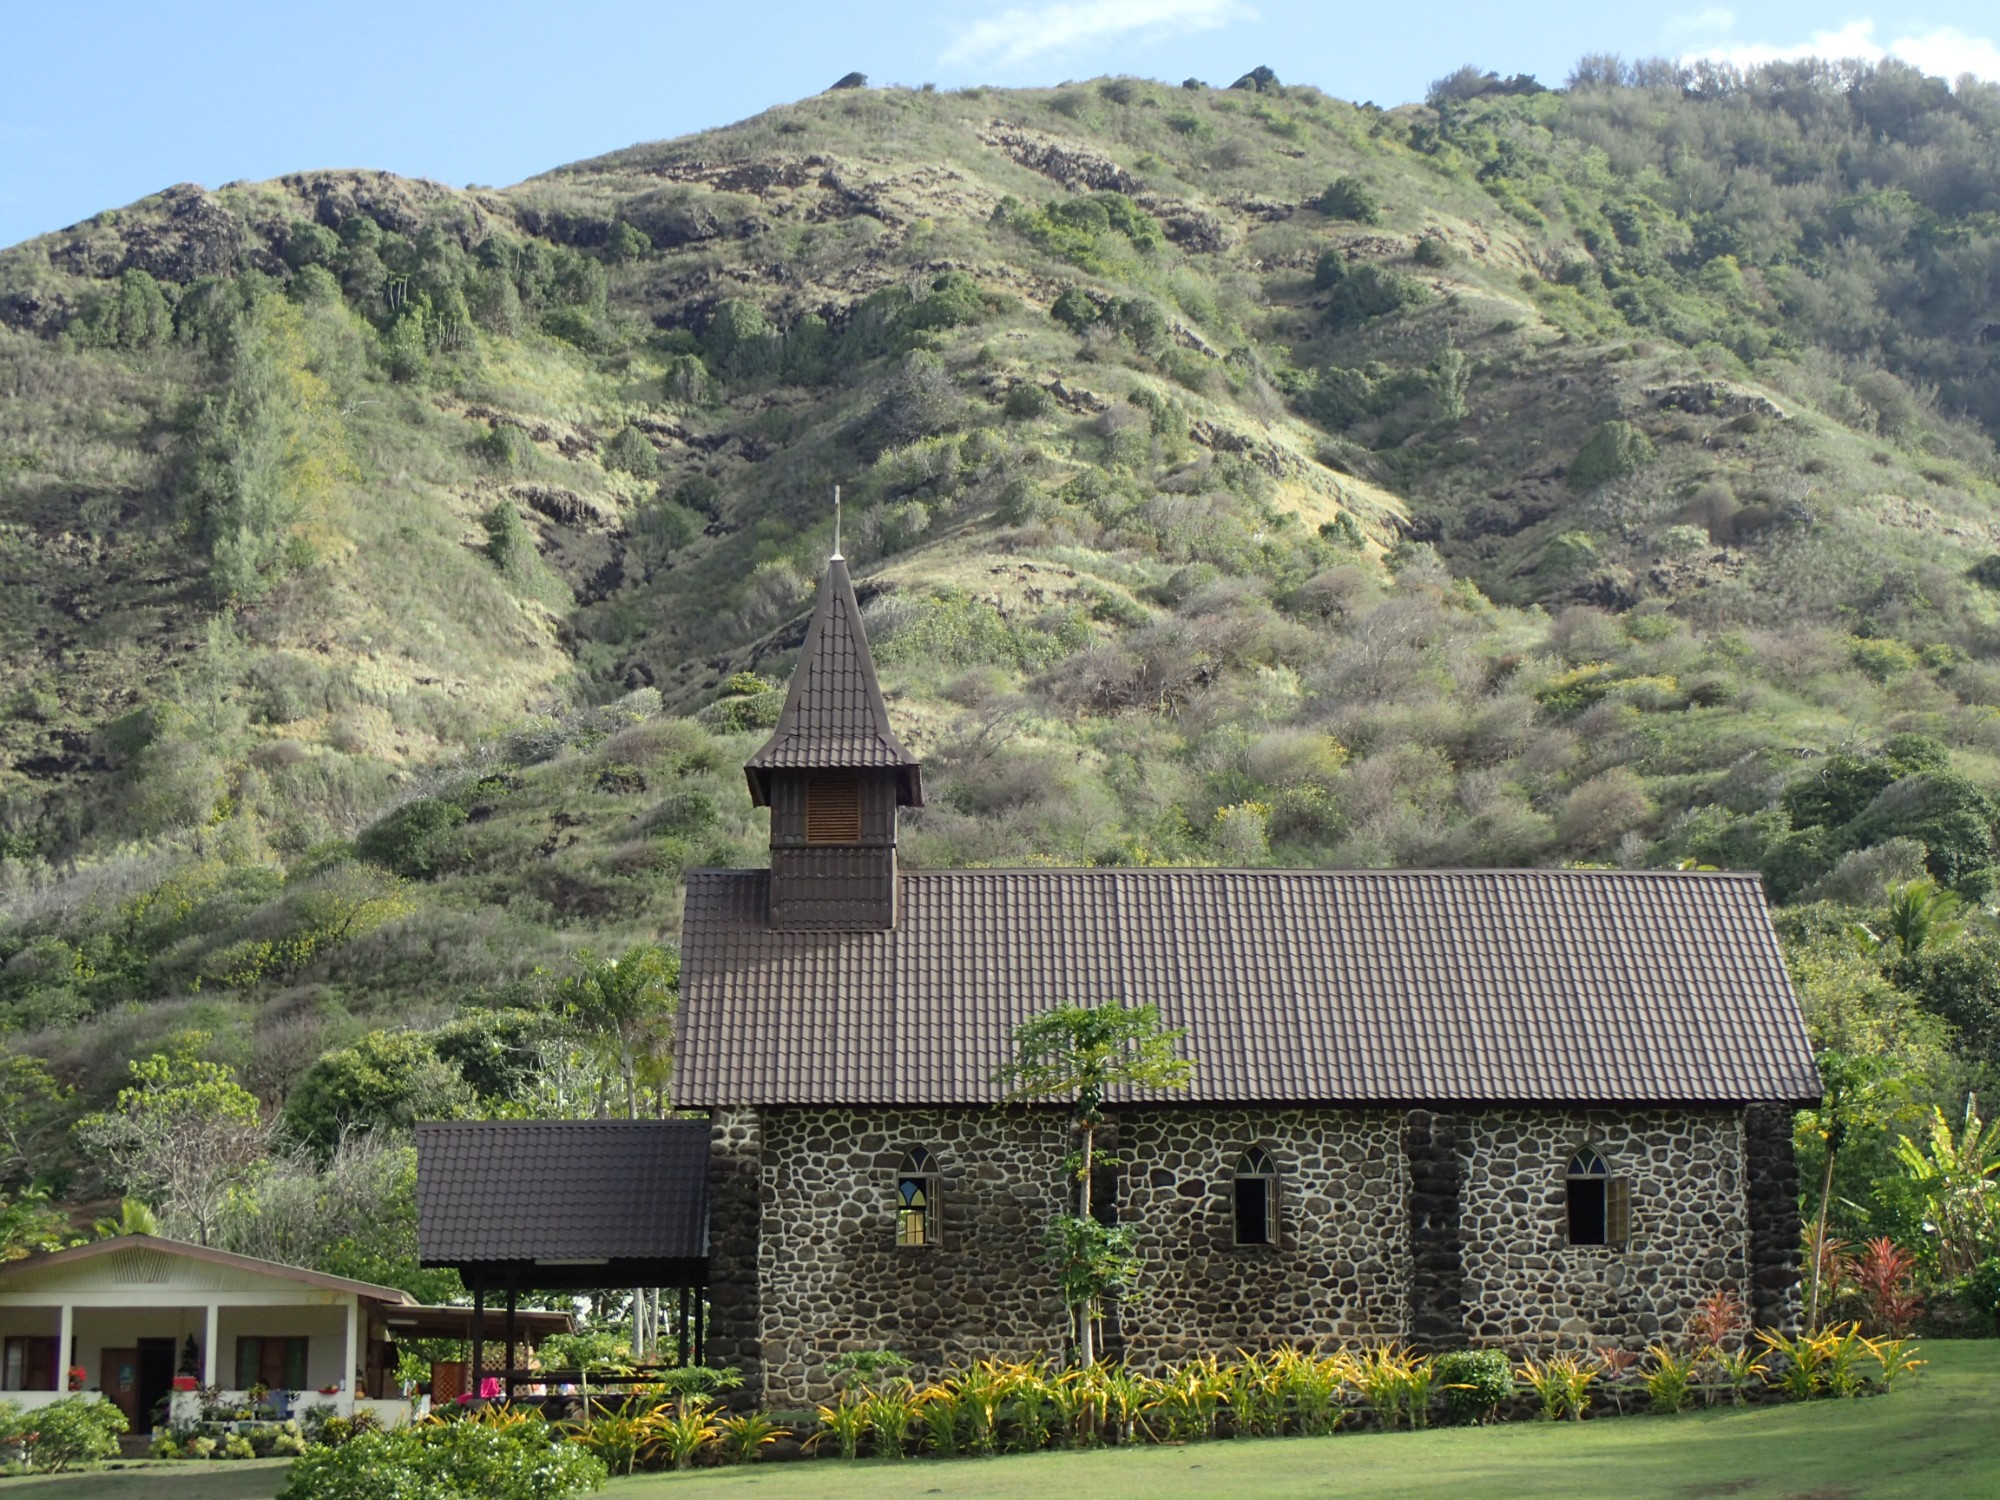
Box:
[1662,8,1737,44]
[1687,18,2000,82]
[941,0,1253,70]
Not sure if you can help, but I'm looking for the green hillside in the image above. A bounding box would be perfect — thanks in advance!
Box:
[4,62,2000,1287]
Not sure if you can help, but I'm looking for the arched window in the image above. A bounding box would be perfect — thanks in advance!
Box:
[1565,1148,1630,1247]
[1232,1147,1280,1246]
[896,1147,940,1247]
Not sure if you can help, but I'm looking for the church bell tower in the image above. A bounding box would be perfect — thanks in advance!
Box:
[743,554,923,931]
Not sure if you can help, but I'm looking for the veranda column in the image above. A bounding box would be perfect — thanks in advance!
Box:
[56,1304,73,1390]
[202,1303,220,1388]
[344,1298,359,1411]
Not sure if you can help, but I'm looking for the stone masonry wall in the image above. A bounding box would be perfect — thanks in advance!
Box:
[738,1103,1777,1399]
[755,1107,1071,1408]
[704,1108,764,1403]
[1403,1109,1467,1348]
[1744,1103,1803,1333]
[1458,1107,1749,1352]
[1114,1108,1410,1365]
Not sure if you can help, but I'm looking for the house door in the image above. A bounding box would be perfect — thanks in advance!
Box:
[103,1348,139,1427]
[136,1339,176,1433]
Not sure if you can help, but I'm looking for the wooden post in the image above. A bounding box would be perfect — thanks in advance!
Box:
[502,1287,518,1404]
[693,1287,705,1368]
[469,1284,485,1403]
[676,1286,690,1367]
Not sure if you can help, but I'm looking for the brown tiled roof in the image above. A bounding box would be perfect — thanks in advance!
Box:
[415,1121,710,1266]
[744,558,922,806]
[674,868,1820,1108]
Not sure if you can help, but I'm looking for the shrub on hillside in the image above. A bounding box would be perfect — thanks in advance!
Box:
[1315,176,1382,223]
[1567,421,1656,489]
[356,795,469,877]
[482,501,533,577]
[600,426,658,479]
[661,352,721,409]
[1322,262,1430,331]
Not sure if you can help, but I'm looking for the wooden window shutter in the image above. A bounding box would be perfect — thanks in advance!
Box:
[805,773,862,844]
[1607,1176,1632,1247]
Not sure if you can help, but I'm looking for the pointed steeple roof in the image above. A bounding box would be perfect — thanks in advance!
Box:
[745,557,923,808]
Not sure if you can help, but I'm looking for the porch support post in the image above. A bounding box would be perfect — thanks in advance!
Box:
[469,1283,485,1402]
[502,1287,518,1404]
[202,1302,220,1389]
[56,1303,73,1391]
[344,1296,360,1410]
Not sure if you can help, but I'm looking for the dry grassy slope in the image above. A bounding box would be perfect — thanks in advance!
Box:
[1,79,1998,873]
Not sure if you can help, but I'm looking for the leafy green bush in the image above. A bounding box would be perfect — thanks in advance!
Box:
[1413,234,1456,267]
[1322,262,1430,331]
[600,426,658,479]
[275,1416,606,1500]
[1843,773,2000,895]
[356,796,469,877]
[475,422,531,470]
[482,501,533,577]
[1004,383,1056,419]
[1315,176,1382,223]
[8,1394,128,1472]
[1567,420,1656,489]
[1435,1348,1512,1424]
[661,353,721,409]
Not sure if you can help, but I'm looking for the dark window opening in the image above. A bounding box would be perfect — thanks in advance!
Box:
[3,1335,58,1392]
[1232,1147,1279,1246]
[1089,1164,1119,1227]
[235,1336,308,1391]
[1565,1149,1629,1247]
[896,1146,939,1247]
[805,773,862,844]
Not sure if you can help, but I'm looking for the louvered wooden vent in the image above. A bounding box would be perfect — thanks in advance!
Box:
[805,773,862,844]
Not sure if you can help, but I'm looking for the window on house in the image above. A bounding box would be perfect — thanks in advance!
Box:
[1232,1147,1280,1246]
[1565,1149,1630,1247]
[896,1147,940,1247]
[235,1336,309,1391]
[4,1335,58,1391]
[805,772,862,844]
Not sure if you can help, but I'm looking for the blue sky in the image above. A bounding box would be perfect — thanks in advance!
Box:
[3,1,1998,250]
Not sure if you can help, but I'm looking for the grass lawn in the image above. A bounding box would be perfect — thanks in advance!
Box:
[0,1457,290,1498]
[6,1345,1992,1500]
[606,1342,2000,1500]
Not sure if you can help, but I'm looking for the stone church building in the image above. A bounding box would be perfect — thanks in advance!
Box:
[669,556,1821,1408]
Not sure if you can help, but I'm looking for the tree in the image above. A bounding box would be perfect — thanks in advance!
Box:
[1,1187,70,1262]
[1892,1096,2000,1280]
[72,1032,271,1247]
[555,946,680,1119]
[1875,878,1964,957]
[1800,1050,1899,1330]
[996,1001,1194,1366]
[0,1051,71,1187]
[92,1198,160,1238]
[282,1030,475,1152]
